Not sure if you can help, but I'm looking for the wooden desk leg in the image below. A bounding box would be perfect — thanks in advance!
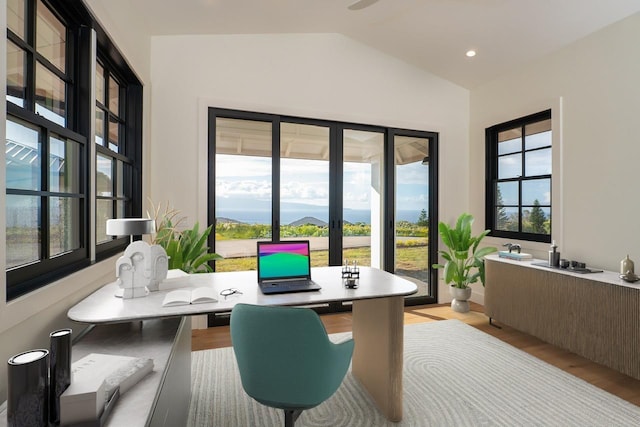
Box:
[352,296,404,422]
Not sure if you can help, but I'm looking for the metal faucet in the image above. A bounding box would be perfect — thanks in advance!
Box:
[503,243,521,254]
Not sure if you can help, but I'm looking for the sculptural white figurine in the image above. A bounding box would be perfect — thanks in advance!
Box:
[115,241,168,298]
[147,244,169,292]
[115,257,135,298]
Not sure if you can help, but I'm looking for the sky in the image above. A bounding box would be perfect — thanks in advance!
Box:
[498,131,552,206]
[215,154,429,214]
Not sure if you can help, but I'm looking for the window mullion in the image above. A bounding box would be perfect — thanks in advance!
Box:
[25,0,36,110]
[41,127,50,260]
[65,24,75,129]
[520,124,526,178]
[111,157,117,220]
[520,124,525,234]
[26,0,35,46]
[25,47,36,112]
[272,116,281,242]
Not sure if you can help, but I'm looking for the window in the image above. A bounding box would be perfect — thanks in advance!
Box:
[94,61,137,255]
[486,110,552,243]
[5,0,143,299]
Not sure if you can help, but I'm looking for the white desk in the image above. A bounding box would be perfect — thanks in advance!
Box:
[68,266,417,422]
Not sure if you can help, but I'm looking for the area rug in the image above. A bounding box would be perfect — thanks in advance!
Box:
[188,319,640,426]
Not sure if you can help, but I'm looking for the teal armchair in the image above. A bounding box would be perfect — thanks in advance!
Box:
[230,303,354,427]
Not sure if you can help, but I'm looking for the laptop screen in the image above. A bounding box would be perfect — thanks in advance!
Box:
[257,240,312,282]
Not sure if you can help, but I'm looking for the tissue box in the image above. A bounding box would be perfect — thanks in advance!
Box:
[60,371,106,425]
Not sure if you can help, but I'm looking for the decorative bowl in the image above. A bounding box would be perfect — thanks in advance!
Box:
[619,273,640,283]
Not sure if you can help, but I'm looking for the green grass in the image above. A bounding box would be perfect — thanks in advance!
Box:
[215,245,428,273]
[216,223,428,240]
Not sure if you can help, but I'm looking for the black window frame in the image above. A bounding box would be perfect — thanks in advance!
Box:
[485,110,552,243]
[5,0,143,300]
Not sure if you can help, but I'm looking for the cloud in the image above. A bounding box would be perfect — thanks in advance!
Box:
[216,154,428,210]
[396,162,428,185]
[281,181,329,206]
[216,179,271,199]
[216,155,271,178]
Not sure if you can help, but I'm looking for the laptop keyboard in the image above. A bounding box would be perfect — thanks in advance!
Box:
[269,280,310,288]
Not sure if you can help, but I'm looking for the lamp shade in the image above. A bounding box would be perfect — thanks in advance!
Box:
[106,218,155,236]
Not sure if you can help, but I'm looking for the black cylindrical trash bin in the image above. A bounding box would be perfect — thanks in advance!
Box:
[49,328,72,424]
[7,349,50,427]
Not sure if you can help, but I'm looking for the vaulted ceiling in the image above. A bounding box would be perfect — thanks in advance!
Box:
[97,0,640,88]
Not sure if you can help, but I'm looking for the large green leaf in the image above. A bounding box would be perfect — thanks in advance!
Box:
[456,213,473,248]
[472,229,491,253]
[443,261,455,284]
[185,224,212,262]
[193,253,222,271]
[474,246,497,259]
[439,251,453,262]
[438,222,454,249]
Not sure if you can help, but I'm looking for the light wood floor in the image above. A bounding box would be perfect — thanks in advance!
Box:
[192,302,640,407]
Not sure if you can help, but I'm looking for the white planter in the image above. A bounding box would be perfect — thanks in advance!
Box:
[449,285,472,313]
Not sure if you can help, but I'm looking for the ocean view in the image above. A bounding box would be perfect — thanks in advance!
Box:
[216,208,425,225]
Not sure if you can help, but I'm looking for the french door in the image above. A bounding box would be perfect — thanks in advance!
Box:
[208,108,438,306]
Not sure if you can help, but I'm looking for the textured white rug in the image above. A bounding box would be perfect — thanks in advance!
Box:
[188,319,640,426]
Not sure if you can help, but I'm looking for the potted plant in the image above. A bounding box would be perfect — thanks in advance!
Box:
[149,201,222,273]
[432,213,497,312]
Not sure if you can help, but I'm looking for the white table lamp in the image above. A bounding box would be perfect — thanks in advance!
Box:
[106,218,168,298]
[106,218,155,242]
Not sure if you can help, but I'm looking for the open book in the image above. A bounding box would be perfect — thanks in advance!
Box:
[162,287,218,307]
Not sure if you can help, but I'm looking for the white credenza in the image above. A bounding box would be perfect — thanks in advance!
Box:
[484,254,640,380]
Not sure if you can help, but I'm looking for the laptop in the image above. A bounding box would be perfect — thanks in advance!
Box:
[256,240,321,294]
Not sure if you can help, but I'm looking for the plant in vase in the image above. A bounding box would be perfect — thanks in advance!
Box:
[149,201,222,274]
[432,213,497,313]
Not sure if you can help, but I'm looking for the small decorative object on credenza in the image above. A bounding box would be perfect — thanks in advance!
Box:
[7,349,50,427]
[49,328,72,425]
[342,259,360,289]
[548,240,560,267]
[620,254,635,275]
[619,254,640,282]
[106,218,168,298]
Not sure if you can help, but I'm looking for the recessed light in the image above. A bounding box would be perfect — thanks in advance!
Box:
[466,50,477,58]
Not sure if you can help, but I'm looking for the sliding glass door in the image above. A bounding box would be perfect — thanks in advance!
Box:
[208,108,438,307]
[394,134,432,300]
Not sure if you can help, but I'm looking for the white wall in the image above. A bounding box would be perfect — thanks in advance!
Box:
[149,33,470,301]
[0,1,151,401]
[470,13,640,302]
